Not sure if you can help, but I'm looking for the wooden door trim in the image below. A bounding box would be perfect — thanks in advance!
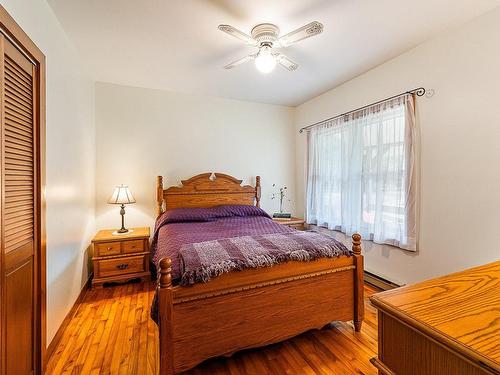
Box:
[0,5,46,374]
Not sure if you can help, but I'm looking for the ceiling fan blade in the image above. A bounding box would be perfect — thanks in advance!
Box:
[275,53,299,71]
[278,21,323,47]
[218,24,257,46]
[224,53,257,69]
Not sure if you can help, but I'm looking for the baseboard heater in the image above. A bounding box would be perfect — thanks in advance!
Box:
[364,271,401,291]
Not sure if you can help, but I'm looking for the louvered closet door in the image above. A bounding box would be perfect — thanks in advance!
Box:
[1,36,37,375]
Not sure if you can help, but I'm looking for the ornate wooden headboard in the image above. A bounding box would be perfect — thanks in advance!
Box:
[156,173,261,216]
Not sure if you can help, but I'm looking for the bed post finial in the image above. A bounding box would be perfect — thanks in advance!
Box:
[352,233,362,255]
[156,176,164,217]
[255,176,261,208]
[159,258,172,288]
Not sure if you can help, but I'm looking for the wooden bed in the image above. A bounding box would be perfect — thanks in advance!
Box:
[155,173,364,375]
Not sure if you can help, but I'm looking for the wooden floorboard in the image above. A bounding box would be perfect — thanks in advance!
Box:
[46,281,379,374]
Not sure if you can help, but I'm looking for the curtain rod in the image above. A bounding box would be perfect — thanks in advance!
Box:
[298,87,426,134]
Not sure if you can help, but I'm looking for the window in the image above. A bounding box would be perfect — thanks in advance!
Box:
[306,94,417,250]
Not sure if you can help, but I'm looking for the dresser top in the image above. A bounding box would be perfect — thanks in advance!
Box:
[92,227,150,242]
[370,261,500,371]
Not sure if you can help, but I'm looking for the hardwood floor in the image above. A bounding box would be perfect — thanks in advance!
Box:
[46,281,379,374]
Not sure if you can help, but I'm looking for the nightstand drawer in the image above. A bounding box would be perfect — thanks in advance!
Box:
[96,255,146,278]
[272,217,306,231]
[95,241,121,257]
[122,239,144,254]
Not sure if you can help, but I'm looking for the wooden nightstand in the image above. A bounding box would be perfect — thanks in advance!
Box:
[272,217,307,230]
[91,227,151,288]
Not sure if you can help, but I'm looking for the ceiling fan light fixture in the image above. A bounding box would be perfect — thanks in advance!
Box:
[254,46,276,74]
[219,21,323,72]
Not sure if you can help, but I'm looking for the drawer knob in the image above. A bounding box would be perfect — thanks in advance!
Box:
[116,264,129,270]
[107,247,112,251]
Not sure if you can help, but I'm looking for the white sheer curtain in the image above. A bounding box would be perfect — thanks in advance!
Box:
[306,94,417,251]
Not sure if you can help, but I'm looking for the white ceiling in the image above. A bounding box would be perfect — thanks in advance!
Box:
[48,0,500,106]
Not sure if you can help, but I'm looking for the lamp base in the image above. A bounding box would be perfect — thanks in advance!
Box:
[112,229,134,236]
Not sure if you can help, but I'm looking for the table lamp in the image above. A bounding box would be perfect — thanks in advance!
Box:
[108,184,136,234]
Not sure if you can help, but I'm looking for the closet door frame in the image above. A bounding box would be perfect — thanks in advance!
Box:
[0,5,46,374]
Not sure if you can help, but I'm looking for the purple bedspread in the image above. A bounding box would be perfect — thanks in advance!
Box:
[152,211,294,282]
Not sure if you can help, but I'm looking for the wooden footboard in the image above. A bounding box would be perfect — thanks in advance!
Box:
[156,233,364,375]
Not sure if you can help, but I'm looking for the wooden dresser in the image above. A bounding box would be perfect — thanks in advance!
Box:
[91,227,151,288]
[370,261,500,375]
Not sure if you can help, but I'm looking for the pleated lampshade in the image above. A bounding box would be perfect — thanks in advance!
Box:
[107,185,136,205]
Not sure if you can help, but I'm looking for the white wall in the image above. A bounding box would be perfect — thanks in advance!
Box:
[2,0,96,343]
[295,7,500,285]
[95,82,295,229]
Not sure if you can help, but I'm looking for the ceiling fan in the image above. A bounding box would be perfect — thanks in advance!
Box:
[218,21,323,74]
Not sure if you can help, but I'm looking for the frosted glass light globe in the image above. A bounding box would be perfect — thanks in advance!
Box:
[255,48,277,73]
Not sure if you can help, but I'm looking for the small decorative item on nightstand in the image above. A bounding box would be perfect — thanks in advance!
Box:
[91,227,150,288]
[272,217,307,230]
[271,184,292,218]
[108,184,136,234]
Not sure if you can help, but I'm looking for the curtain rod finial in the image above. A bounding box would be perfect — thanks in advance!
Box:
[414,87,426,97]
